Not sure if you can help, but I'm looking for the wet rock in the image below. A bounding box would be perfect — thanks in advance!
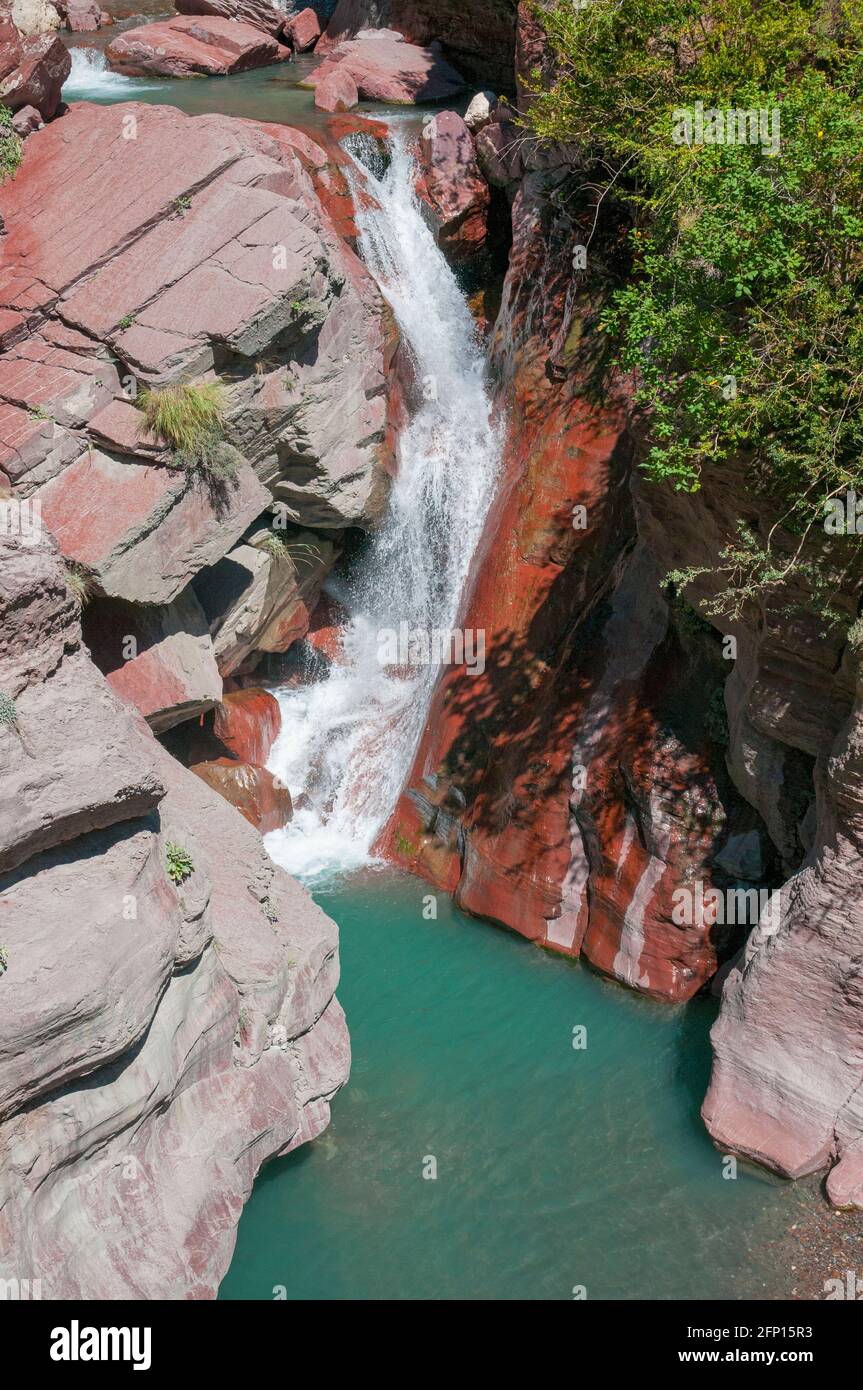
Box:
[213,687,281,765]
[415,109,489,261]
[191,757,292,833]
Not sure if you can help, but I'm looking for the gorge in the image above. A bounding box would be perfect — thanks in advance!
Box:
[1,0,862,1303]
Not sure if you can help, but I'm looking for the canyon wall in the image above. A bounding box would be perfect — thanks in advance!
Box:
[386,6,863,1200]
[0,99,404,1294]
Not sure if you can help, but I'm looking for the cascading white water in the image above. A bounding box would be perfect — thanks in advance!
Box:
[63,48,162,100]
[265,132,504,884]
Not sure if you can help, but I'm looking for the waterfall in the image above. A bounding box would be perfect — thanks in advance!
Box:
[63,48,162,100]
[265,133,503,884]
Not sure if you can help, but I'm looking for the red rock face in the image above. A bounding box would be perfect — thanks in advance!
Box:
[414,110,490,262]
[191,757,293,834]
[213,688,281,766]
[303,28,467,105]
[174,0,288,37]
[106,16,290,77]
[383,169,739,1002]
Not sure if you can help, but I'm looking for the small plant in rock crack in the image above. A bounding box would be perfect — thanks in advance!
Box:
[27,405,52,422]
[0,945,8,977]
[0,692,18,730]
[166,842,194,886]
[117,314,136,331]
[256,533,320,567]
[64,563,94,611]
[173,194,192,215]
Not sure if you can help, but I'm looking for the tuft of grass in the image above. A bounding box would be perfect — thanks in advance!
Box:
[139,382,226,456]
[65,563,94,611]
[166,842,194,886]
[0,692,18,728]
[255,532,321,568]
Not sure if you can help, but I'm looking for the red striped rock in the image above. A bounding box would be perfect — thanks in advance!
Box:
[213,687,281,765]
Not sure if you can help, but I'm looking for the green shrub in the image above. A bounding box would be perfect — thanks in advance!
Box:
[527,0,863,606]
[166,842,194,886]
[0,106,21,183]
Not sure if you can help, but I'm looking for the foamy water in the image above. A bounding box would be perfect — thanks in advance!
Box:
[265,134,504,884]
[63,47,164,99]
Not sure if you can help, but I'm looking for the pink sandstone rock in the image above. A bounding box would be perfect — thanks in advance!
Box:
[415,109,489,261]
[0,533,349,1299]
[84,589,223,733]
[107,15,289,78]
[314,60,358,111]
[0,26,69,118]
[36,448,271,606]
[0,103,393,531]
[284,5,320,51]
[10,100,39,133]
[303,27,466,105]
[63,0,101,31]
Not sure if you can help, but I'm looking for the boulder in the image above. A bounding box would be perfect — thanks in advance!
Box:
[314,61,358,111]
[213,687,281,765]
[464,89,496,132]
[191,757,292,833]
[284,5,320,51]
[36,448,271,606]
[62,0,102,32]
[8,0,59,35]
[106,16,290,78]
[0,27,69,118]
[174,0,288,37]
[303,28,467,105]
[84,590,223,733]
[415,110,490,261]
[194,532,337,676]
[10,99,39,133]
